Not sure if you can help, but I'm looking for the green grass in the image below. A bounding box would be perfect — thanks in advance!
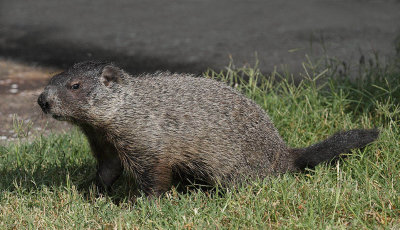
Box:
[1,56,400,229]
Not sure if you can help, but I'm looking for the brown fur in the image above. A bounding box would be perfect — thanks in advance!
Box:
[37,61,379,196]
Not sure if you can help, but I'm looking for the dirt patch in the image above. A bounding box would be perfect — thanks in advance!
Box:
[0,59,72,144]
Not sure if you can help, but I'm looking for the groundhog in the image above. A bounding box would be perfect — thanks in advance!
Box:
[37,61,379,196]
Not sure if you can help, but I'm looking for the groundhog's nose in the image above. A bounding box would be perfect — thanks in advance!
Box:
[37,93,50,113]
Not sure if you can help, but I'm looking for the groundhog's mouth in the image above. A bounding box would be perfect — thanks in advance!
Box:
[52,114,66,121]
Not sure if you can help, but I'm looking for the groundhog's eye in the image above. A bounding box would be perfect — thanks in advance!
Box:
[71,83,80,90]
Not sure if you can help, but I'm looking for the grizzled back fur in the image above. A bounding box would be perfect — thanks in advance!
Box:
[38,61,379,196]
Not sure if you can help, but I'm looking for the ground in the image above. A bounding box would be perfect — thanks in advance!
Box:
[0,0,399,74]
[0,59,71,143]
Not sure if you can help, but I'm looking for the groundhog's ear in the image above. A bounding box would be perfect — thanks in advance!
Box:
[101,66,122,87]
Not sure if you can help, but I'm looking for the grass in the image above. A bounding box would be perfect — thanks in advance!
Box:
[1,55,400,229]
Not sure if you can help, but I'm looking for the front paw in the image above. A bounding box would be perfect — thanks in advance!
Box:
[94,178,111,196]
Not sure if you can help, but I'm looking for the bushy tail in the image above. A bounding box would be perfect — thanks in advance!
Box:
[292,129,379,170]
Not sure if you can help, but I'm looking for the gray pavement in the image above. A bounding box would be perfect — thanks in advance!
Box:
[1,0,399,75]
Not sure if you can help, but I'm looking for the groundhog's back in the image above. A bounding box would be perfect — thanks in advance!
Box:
[106,73,291,182]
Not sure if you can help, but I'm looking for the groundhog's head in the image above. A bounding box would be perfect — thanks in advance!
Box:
[38,61,127,124]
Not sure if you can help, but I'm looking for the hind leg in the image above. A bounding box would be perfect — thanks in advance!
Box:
[140,162,173,197]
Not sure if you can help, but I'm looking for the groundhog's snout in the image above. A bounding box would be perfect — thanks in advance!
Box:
[37,92,51,114]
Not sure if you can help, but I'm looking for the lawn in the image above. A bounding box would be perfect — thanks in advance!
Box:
[1,55,399,229]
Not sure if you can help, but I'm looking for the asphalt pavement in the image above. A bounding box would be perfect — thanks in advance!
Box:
[1,0,399,75]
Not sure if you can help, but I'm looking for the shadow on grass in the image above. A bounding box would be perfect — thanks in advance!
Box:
[0,146,218,203]
[0,159,93,190]
[0,158,141,203]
